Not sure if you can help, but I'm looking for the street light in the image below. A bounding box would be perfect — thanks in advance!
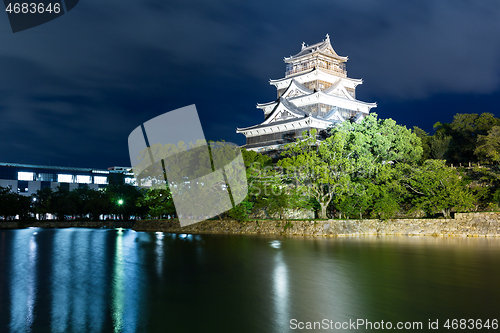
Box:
[32,197,37,220]
[117,199,124,220]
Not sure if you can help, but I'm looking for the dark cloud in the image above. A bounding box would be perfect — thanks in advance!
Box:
[0,0,499,168]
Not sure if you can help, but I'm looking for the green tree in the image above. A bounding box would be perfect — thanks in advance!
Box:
[334,180,373,219]
[51,187,76,220]
[0,186,13,220]
[137,187,176,219]
[465,165,500,211]
[413,126,431,162]
[331,113,423,165]
[105,183,144,220]
[0,186,29,220]
[251,167,310,220]
[241,149,273,170]
[84,189,111,220]
[226,198,254,221]
[279,113,422,219]
[475,126,500,164]
[397,160,475,218]
[434,113,500,164]
[279,129,354,219]
[429,131,452,160]
[368,164,406,219]
[369,187,401,219]
[33,187,53,220]
[236,149,278,220]
[16,195,32,221]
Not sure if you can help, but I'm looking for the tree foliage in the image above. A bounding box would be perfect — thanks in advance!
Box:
[278,128,354,219]
[475,126,500,164]
[397,160,475,218]
[279,113,422,219]
[137,187,176,219]
[2,112,500,222]
[434,113,500,164]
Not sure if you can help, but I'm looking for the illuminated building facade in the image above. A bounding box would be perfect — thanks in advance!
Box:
[237,34,377,151]
[0,162,134,196]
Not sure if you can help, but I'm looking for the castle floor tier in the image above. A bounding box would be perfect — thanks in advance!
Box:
[237,34,376,152]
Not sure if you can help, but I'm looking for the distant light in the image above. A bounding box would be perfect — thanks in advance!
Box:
[32,197,37,202]
[76,175,92,184]
[118,199,124,205]
[94,176,108,185]
[57,174,73,183]
[92,170,110,174]
[18,171,35,181]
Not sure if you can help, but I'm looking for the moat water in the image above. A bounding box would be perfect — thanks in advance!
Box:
[0,228,499,332]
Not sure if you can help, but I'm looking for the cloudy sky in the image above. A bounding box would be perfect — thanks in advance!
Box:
[1,0,500,168]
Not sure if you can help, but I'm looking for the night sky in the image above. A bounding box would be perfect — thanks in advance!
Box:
[1,0,500,169]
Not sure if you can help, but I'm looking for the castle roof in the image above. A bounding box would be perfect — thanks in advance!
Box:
[284,34,348,62]
[269,67,362,89]
[237,97,338,133]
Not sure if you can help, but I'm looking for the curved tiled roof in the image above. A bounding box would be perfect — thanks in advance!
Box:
[284,34,347,62]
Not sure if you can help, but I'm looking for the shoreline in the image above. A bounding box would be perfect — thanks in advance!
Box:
[0,221,135,229]
[1,212,500,237]
[132,214,500,237]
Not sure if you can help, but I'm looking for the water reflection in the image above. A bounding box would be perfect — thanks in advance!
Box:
[2,231,500,332]
[88,230,107,333]
[270,237,361,328]
[155,232,164,278]
[272,250,289,331]
[112,230,143,333]
[5,228,148,333]
[10,229,38,333]
[50,229,110,333]
[112,230,124,332]
[51,229,71,333]
[71,229,91,331]
[269,240,281,249]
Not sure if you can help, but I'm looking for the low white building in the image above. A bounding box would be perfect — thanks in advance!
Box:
[0,162,134,196]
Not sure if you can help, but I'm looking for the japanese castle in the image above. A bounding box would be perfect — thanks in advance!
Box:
[237,34,377,152]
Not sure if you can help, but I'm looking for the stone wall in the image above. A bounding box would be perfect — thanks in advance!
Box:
[2,213,500,237]
[133,213,500,237]
[249,208,315,220]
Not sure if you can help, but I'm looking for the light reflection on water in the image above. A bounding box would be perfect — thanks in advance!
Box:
[111,229,144,333]
[273,250,289,332]
[51,229,71,333]
[112,230,124,332]
[155,232,164,279]
[10,230,38,333]
[1,230,500,332]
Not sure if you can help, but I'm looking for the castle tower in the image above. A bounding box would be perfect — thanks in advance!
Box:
[237,34,377,152]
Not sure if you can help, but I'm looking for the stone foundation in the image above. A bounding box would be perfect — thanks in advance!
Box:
[2,213,499,237]
[133,213,500,237]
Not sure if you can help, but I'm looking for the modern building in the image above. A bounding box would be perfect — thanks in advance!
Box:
[0,162,134,196]
[237,34,377,152]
